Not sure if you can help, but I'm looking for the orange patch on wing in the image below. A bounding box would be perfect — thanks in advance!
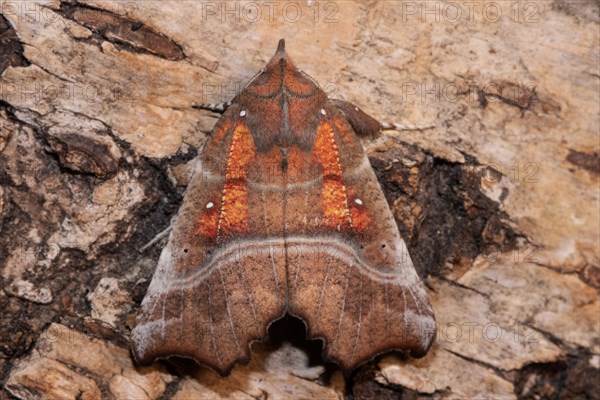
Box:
[211,119,232,144]
[346,187,370,234]
[313,120,351,230]
[350,201,370,233]
[332,117,356,145]
[218,123,256,238]
[196,206,219,238]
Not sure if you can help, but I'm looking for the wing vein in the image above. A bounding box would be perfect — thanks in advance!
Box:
[385,282,391,340]
[332,264,351,349]
[292,248,301,289]
[262,191,270,236]
[179,285,184,339]
[350,277,363,363]
[400,285,408,339]
[315,252,331,321]
[160,276,175,340]
[407,285,424,316]
[219,268,242,353]
[269,243,281,297]
[235,255,260,329]
[207,280,223,367]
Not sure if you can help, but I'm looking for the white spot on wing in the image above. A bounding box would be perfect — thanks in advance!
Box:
[355,198,363,205]
[321,109,326,115]
[206,202,214,209]
[240,110,246,117]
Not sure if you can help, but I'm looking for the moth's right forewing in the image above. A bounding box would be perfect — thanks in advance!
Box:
[285,105,436,372]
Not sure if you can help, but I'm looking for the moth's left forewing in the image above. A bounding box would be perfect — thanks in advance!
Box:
[131,107,288,375]
[286,103,436,372]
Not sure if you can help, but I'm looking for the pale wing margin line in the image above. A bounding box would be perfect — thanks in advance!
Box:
[149,236,420,292]
[143,245,174,333]
[159,273,175,340]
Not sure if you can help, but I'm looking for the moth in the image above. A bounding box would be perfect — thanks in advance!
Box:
[131,39,436,375]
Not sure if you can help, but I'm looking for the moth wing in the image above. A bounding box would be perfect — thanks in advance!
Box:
[286,104,436,371]
[330,98,382,137]
[131,109,287,375]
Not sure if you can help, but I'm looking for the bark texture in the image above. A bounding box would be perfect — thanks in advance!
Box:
[1,1,598,399]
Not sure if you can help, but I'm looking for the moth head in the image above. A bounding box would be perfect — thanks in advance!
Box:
[275,38,286,57]
[239,38,322,99]
[266,38,293,72]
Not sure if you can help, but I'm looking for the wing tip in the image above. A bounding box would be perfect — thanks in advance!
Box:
[130,322,258,376]
[130,342,252,377]
[131,312,436,376]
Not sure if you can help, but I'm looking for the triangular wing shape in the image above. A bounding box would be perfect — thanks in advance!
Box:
[131,113,288,375]
[131,39,436,375]
[284,104,436,370]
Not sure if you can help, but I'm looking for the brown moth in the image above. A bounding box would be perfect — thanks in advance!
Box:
[131,39,436,375]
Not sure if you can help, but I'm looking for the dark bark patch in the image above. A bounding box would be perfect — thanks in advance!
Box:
[351,363,414,400]
[516,355,600,400]
[370,143,523,278]
[0,14,30,75]
[45,132,119,178]
[515,360,568,399]
[480,80,537,110]
[553,0,600,23]
[59,4,184,61]
[560,355,600,400]
[580,264,600,288]
[566,149,599,175]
